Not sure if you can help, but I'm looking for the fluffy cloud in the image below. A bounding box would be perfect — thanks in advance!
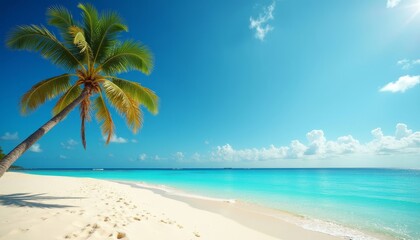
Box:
[174,152,184,161]
[289,140,307,158]
[305,130,326,155]
[1,132,19,140]
[191,153,201,161]
[395,123,412,139]
[368,124,420,154]
[387,0,402,8]
[211,123,420,162]
[59,155,67,159]
[397,59,420,70]
[213,143,291,162]
[138,153,147,161]
[380,75,420,93]
[29,143,42,153]
[104,135,128,143]
[61,139,78,149]
[249,1,275,41]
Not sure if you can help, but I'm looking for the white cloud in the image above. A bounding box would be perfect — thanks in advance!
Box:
[105,135,128,143]
[191,152,201,161]
[29,143,42,153]
[397,59,410,69]
[332,135,362,154]
[380,75,420,93]
[1,132,19,140]
[368,123,420,154]
[59,155,67,159]
[249,1,276,41]
[174,152,184,161]
[212,143,289,162]
[371,128,384,139]
[397,59,420,70]
[138,153,147,161]
[211,123,420,162]
[395,123,412,139]
[387,0,402,8]
[305,130,326,155]
[131,139,138,143]
[289,140,307,158]
[61,139,78,149]
[204,140,210,145]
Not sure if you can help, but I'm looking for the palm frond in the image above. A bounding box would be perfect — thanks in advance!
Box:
[92,11,128,65]
[52,84,82,115]
[78,3,99,48]
[47,5,74,32]
[20,74,71,115]
[93,92,114,143]
[108,77,158,114]
[46,6,86,63]
[98,40,153,75]
[6,25,84,70]
[102,80,142,132]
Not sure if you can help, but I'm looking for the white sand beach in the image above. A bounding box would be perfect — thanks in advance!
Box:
[0,172,346,240]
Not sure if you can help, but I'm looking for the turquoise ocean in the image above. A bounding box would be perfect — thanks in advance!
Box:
[23,169,420,240]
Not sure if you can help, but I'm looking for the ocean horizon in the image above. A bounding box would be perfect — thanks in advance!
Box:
[21,168,420,240]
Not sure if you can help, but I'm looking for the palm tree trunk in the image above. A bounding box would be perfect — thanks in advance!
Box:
[0,89,89,178]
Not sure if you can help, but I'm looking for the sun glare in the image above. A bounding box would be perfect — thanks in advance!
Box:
[404,0,420,23]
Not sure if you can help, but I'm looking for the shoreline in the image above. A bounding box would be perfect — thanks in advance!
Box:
[0,172,391,240]
[118,181,393,240]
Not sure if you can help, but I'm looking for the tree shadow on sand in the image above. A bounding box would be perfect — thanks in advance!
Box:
[0,193,84,208]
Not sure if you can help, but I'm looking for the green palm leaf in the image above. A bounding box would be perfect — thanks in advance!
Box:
[78,3,99,49]
[21,74,71,114]
[98,40,153,75]
[102,80,142,132]
[6,25,84,70]
[46,5,84,61]
[53,84,82,115]
[94,92,114,143]
[109,77,158,114]
[47,5,74,35]
[92,12,128,65]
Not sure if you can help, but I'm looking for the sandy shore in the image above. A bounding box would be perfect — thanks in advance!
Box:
[0,172,345,240]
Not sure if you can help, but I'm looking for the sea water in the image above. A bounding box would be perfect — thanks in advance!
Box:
[23,168,420,239]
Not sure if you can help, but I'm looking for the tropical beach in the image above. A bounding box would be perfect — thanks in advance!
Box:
[0,172,344,240]
[1,0,420,240]
[2,169,419,239]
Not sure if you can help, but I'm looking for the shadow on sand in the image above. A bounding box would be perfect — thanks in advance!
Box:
[0,193,83,208]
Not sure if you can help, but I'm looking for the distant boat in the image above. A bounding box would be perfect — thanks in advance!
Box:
[92,168,104,171]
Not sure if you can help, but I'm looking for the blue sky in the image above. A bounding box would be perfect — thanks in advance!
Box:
[0,0,419,168]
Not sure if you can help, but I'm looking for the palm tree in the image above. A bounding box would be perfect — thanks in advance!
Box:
[0,147,5,159]
[0,3,158,177]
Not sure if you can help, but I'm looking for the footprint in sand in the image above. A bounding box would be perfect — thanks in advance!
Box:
[193,232,201,237]
[116,232,126,239]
